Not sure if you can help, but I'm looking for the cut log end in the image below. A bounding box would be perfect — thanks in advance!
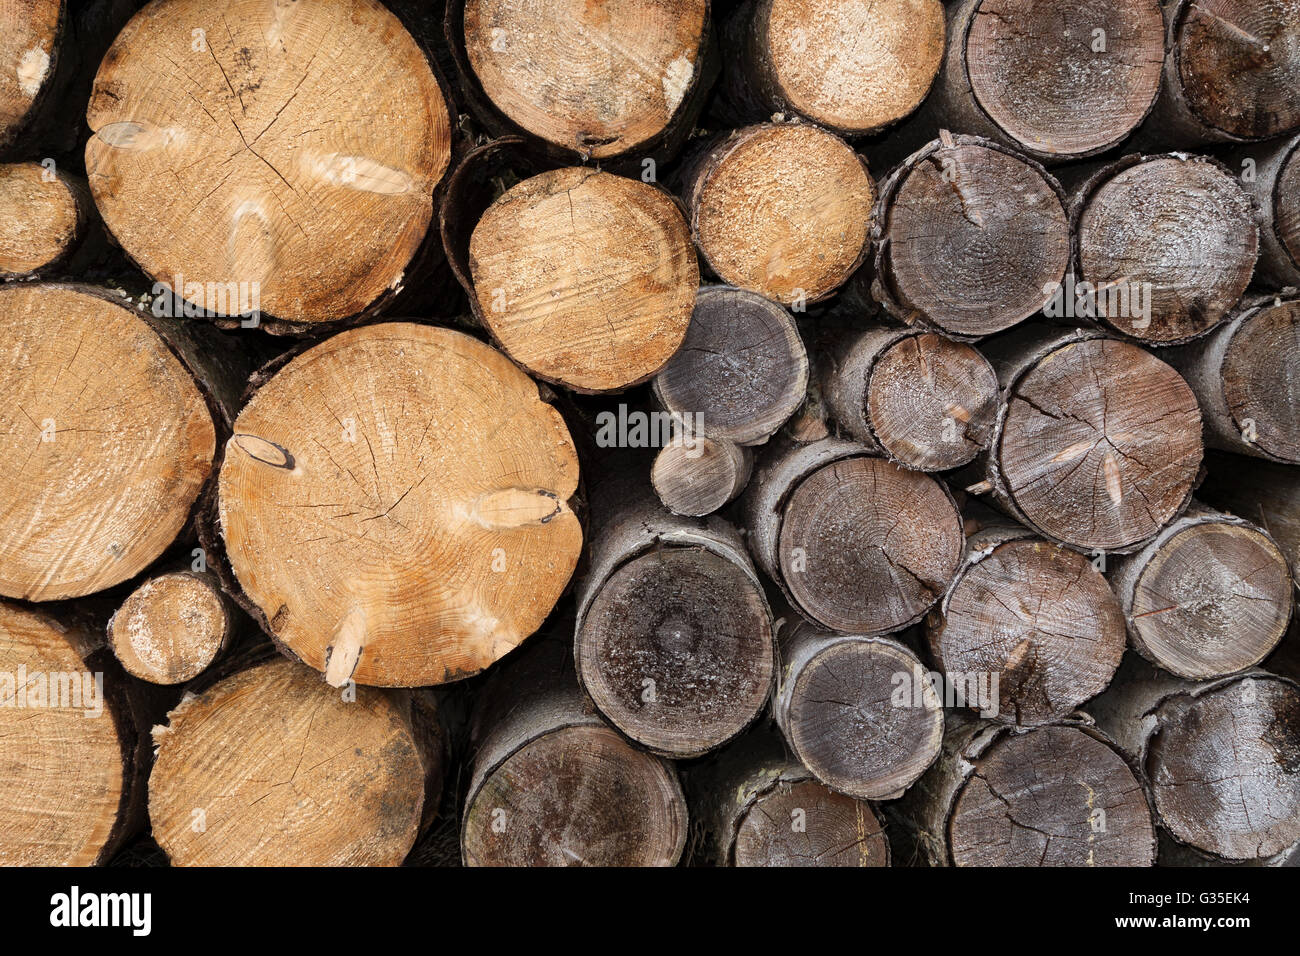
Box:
[651,438,751,517]
[734,779,889,867]
[1221,299,1300,463]
[0,162,82,276]
[0,0,61,146]
[108,571,232,685]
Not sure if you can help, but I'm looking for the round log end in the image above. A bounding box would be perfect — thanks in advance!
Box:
[0,162,80,275]
[108,571,231,684]
[0,0,61,146]
[651,437,751,517]
[734,779,889,867]
[1222,299,1300,463]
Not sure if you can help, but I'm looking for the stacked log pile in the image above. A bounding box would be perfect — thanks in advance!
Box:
[0,0,1297,868]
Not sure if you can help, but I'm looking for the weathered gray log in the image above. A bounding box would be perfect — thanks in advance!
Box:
[1196,451,1300,593]
[650,436,753,517]
[1221,133,1300,286]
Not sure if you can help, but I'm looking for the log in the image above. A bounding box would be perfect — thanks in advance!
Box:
[1090,654,1300,863]
[819,324,1000,471]
[686,726,890,867]
[574,473,774,758]
[1222,133,1300,286]
[652,285,809,447]
[717,0,945,137]
[741,435,964,634]
[913,0,1165,163]
[0,160,87,276]
[1163,294,1300,464]
[467,166,697,391]
[1133,0,1300,148]
[0,0,62,149]
[926,518,1127,725]
[889,715,1157,866]
[870,133,1070,339]
[216,322,582,688]
[0,283,218,601]
[650,436,752,517]
[683,121,874,306]
[451,0,714,162]
[84,0,454,329]
[1108,504,1294,679]
[773,620,944,800]
[107,566,239,685]
[968,326,1203,553]
[149,657,443,866]
[462,639,688,866]
[1066,152,1258,345]
[1197,450,1300,590]
[0,599,168,865]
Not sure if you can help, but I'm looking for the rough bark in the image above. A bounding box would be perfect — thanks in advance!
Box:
[1196,450,1300,592]
[1089,653,1300,863]
[149,656,444,866]
[773,619,944,800]
[1108,503,1294,679]
[869,133,1070,339]
[682,121,875,306]
[216,322,583,688]
[461,638,688,867]
[650,436,752,517]
[965,325,1203,553]
[1220,133,1300,286]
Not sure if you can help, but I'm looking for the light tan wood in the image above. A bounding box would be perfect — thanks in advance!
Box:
[217,322,582,687]
[0,284,215,601]
[0,0,61,147]
[108,570,233,684]
[0,161,82,275]
[85,0,452,324]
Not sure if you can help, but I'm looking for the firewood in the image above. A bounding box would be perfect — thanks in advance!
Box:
[652,285,808,447]
[84,0,454,329]
[574,473,774,758]
[1164,294,1300,464]
[0,283,219,601]
[0,0,62,149]
[869,133,1070,338]
[741,434,964,634]
[1108,504,1294,679]
[1090,654,1300,864]
[149,657,443,866]
[461,639,688,866]
[927,518,1127,726]
[686,726,890,867]
[449,0,713,162]
[0,160,87,276]
[819,324,1000,471]
[467,166,698,391]
[1222,133,1300,286]
[216,322,582,688]
[773,619,944,800]
[650,436,752,517]
[1197,450,1300,591]
[683,121,874,305]
[1065,153,1259,345]
[717,0,945,137]
[889,714,1157,866]
[967,326,1203,553]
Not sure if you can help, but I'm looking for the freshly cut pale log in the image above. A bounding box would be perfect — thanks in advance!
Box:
[819,324,999,471]
[1164,295,1300,464]
[718,0,945,137]
[969,326,1203,553]
[741,435,964,634]
[652,285,808,446]
[0,284,216,601]
[85,0,453,328]
[0,160,87,276]
[1090,654,1300,863]
[1135,0,1300,148]
[917,0,1164,162]
[773,620,944,800]
[651,436,752,517]
[462,639,688,866]
[1068,153,1258,344]
[1223,133,1300,286]
[453,0,712,161]
[683,122,874,306]
[927,520,1126,725]
[1197,451,1300,590]
[0,600,163,865]
[149,657,443,866]
[217,322,581,688]
[890,715,1157,866]
[468,166,697,391]
[0,0,62,148]
[575,474,774,757]
[107,567,237,685]
[1108,505,1293,679]
[870,134,1070,338]
[687,727,890,867]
